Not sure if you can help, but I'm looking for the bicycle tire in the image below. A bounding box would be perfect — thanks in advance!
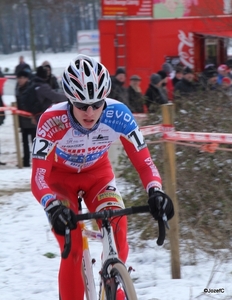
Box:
[109,263,138,300]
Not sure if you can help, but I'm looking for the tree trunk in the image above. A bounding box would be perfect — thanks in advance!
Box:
[26,0,36,71]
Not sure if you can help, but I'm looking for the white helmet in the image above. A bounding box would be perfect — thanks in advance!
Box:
[62,55,111,105]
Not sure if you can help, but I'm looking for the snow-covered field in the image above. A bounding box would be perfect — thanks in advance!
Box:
[0,51,232,300]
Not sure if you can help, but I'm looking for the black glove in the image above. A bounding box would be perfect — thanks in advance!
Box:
[148,188,174,221]
[45,200,77,236]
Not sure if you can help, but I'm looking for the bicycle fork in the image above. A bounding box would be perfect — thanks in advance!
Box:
[81,221,98,300]
[99,220,123,300]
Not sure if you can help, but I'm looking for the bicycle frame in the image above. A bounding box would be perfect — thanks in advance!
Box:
[79,202,123,300]
[80,220,99,300]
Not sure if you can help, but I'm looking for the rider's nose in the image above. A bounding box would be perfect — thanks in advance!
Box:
[85,106,94,116]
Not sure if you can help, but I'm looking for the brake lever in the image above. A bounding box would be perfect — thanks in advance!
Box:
[160,197,170,230]
[162,213,170,230]
[61,227,71,259]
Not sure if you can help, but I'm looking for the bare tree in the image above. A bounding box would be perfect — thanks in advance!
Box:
[0,0,100,55]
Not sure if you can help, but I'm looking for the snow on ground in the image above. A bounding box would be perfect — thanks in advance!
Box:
[0,50,100,78]
[0,51,232,300]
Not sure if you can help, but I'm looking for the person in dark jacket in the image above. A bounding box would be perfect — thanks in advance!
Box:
[161,62,174,101]
[145,73,168,112]
[174,66,196,97]
[42,61,60,91]
[33,66,67,122]
[172,66,183,87]
[15,70,36,167]
[0,67,4,78]
[198,65,219,91]
[14,55,31,76]
[108,67,130,108]
[127,75,144,113]
[0,94,6,165]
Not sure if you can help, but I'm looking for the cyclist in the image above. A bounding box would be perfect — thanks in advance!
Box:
[31,55,174,300]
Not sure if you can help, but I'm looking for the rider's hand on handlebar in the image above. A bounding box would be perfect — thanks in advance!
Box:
[45,200,77,236]
[148,188,174,221]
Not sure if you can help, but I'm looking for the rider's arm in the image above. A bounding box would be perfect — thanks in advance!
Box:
[31,140,57,207]
[31,109,58,207]
[120,133,162,192]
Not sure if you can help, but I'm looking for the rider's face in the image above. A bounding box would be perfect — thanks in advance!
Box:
[73,103,104,129]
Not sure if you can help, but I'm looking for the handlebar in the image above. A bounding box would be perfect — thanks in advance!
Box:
[61,205,169,259]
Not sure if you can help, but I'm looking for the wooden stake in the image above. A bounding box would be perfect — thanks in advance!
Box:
[12,102,22,168]
[161,103,181,279]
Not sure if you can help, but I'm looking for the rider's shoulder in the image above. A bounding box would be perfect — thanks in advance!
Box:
[37,101,69,125]
[46,101,69,113]
[105,98,132,114]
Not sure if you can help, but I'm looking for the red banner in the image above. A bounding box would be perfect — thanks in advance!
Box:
[102,0,152,17]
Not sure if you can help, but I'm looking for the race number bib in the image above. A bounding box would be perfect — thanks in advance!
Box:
[128,127,146,151]
[32,138,54,159]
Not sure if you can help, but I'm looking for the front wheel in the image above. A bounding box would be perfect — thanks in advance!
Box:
[109,263,138,300]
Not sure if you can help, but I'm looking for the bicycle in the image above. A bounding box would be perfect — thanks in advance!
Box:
[61,192,169,300]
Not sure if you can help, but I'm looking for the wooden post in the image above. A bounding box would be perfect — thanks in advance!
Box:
[12,102,22,168]
[161,103,181,279]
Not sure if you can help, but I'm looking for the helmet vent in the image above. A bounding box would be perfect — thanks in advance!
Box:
[85,59,93,67]
[75,60,80,69]
[84,62,91,76]
[68,66,78,78]
[98,87,104,99]
[63,72,68,82]
[87,82,94,99]
[77,90,86,101]
[63,84,74,97]
[97,63,103,76]
[70,78,83,91]
[98,73,105,89]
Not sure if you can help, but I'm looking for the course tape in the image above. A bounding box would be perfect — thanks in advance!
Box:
[1,107,232,144]
[163,131,232,145]
[0,106,32,117]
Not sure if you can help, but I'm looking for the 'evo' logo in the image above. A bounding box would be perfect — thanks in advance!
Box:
[106,110,136,126]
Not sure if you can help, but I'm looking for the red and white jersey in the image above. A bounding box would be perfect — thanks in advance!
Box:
[31,98,162,206]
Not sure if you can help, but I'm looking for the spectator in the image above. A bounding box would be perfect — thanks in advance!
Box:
[0,67,4,78]
[198,64,218,90]
[206,72,219,91]
[127,75,144,113]
[162,62,174,101]
[157,70,169,98]
[15,70,36,167]
[217,64,228,85]
[14,55,31,76]
[200,66,219,91]
[42,61,60,91]
[221,77,232,96]
[174,66,196,97]
[0,76,6,165]
[33,66,67,122]
[0,95,5,126]
[226,59,232,80]
[145,73,168,112]
[172,66,183,87]
[157,70,168,88]
[108,67,130,108]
